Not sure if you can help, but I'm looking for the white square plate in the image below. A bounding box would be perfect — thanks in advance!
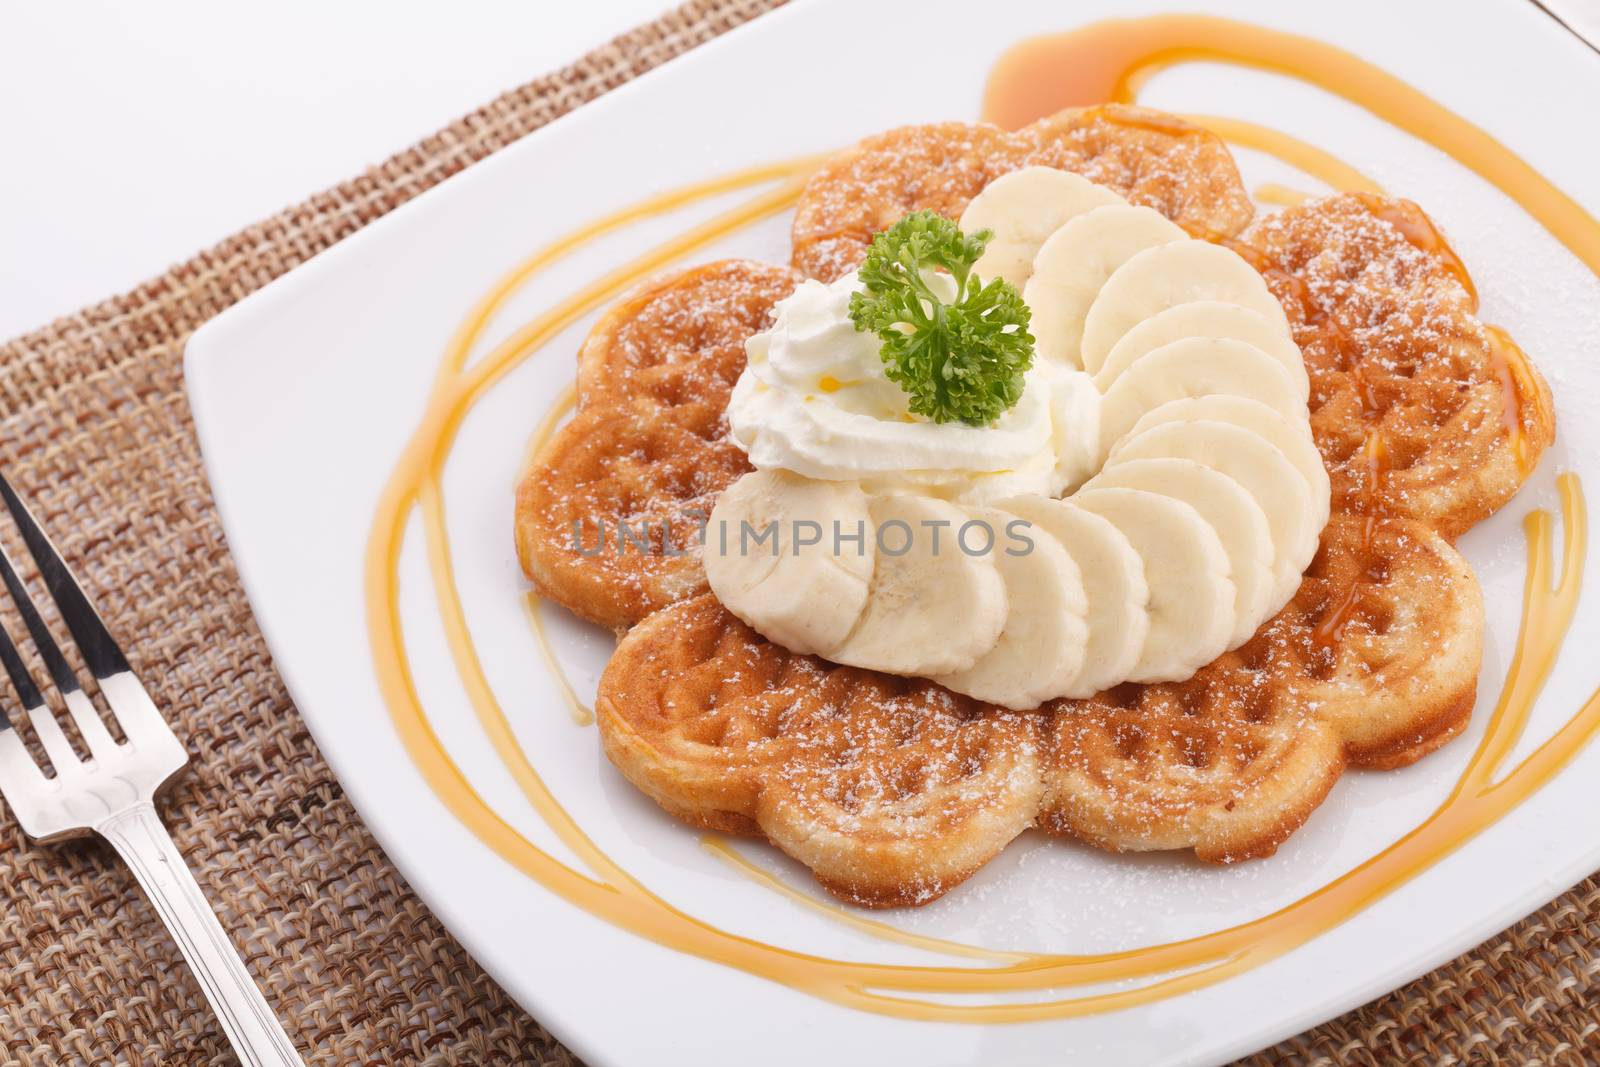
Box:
[185,1,1600,1063]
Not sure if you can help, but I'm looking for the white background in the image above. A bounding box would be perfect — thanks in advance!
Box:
[0,0,673,340]
[3,0,1594,342]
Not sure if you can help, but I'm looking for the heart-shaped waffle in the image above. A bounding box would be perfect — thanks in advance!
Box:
[791,105,1255,281]
[519,116,1554,906]
[516,260,802,630]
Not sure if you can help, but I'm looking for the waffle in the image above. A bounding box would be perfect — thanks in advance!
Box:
[1041,513,1482,859]
[1240,194,1555,538]
[791,104,1255,282]
[516,260,801,630]
[521,122,1555,905]
[598,594,1042,905]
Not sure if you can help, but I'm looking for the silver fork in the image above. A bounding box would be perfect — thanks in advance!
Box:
[0,474,305,1067]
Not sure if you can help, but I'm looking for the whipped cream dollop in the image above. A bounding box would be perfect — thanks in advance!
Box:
[726,272,1099,503]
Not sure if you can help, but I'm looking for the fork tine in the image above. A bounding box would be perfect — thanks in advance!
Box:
[26,705,79,772]
[0,490,121,761]
[61,689,118,761]
[0,536,85,698]
[0,621,53,788]
[0,615,45,713]
[0,585,116,767]
[0,473,131,681]
[0,724,44,791]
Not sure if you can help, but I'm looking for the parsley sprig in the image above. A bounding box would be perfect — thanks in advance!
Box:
[847,211,1034,426]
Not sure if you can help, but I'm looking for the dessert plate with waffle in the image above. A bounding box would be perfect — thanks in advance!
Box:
[184,1,1600,1064]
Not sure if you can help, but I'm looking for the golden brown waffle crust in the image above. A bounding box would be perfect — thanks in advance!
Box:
[595,597,1045,906]
[516,260,801,631]
[790,105,1256,281]
[518,109,1556,907]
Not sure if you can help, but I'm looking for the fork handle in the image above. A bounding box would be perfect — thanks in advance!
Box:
[99,802,306,1067]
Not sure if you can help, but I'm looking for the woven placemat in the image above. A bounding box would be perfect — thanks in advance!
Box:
[0,1,1595,1063]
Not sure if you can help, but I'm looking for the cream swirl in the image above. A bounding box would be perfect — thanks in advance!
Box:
[726,272,1099,503]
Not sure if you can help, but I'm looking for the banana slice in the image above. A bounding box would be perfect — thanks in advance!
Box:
[1070,488,1234,683]
[1096,337,1306,461]
[1108,420,1318,607]
[933,506,1088,709]
[1094,300,1308,400]
[830,495,1007,676]
[998,495,1148,698]
[1038,360,1103,494]
[1126,395,1331,531]
[1023,204,1187,368]
[1084,459,1274,649]
[960,167,1126,288]
[705,470,875,655]
[1081,241,1290,374]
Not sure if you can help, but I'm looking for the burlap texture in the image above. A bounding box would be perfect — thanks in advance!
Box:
[0,0,1593,1062]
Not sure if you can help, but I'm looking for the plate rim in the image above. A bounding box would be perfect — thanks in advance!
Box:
[183,2,1600,1063]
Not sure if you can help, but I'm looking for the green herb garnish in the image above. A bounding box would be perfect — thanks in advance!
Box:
[847,210,1034,426]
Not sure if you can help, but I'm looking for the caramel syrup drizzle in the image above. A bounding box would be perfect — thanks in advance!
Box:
[1254,184,1313,208]
[1313,432,1389,648]
[361,17,1600,1022]
[516,384,595,726]
[1486,326,1537,478]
